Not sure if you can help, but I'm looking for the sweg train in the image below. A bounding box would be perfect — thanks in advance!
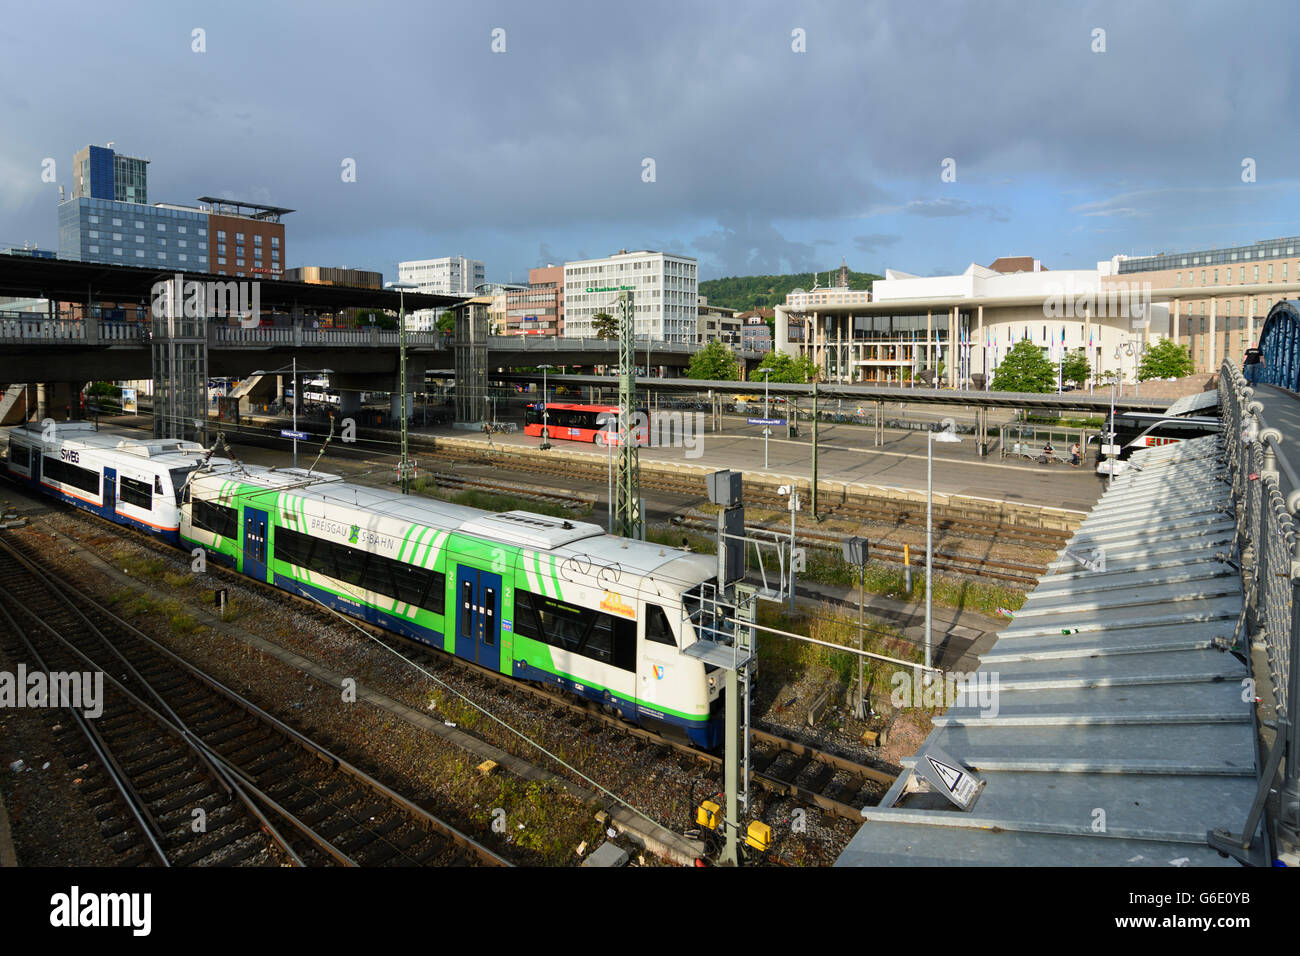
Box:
[5,422,220,542]
[5,423,726,746]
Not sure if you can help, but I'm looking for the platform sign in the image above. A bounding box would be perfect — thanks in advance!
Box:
[281,429,310,440]
[747,417,785,426]
[1101,444,1121,456]
[913,741,984,811]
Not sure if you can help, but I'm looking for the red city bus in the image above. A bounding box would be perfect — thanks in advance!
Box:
[523,403,648,445]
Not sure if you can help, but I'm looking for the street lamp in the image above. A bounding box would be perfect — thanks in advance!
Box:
[926,426,961,675]
[755,367,773,469]
[250,361,334,469]
[538,364,555,450]
[386,281,418,493]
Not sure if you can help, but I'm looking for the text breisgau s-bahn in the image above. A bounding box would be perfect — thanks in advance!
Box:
[4,422,726,746]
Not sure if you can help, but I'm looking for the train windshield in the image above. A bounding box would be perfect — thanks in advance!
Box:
[169,466,198,504]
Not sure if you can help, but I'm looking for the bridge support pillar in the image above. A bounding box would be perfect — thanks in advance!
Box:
[65,382,83,420]
[338,390,360,421]
[390,392,414,423]
[36,383,46,422]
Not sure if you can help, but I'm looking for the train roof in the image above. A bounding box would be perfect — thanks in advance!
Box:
[195,464,716,583]
[10,422,218,468]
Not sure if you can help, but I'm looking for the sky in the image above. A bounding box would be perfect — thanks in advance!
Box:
[2,0,1299,284]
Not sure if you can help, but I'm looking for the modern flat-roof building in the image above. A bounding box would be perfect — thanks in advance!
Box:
[697,296,741,345]
[778,256,1168,386]
[500,265,564,336]
[73,144,149,205]
[283,266,382,289]
[398,256,484,331]
[1106,237,1300,374]
[563,249,697,342]
[58,197,210,271]
[397,256,485,294]
[201,197,290,280]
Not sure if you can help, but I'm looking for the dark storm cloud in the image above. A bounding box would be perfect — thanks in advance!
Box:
[1,0,1298,276]
[854,233,903,253]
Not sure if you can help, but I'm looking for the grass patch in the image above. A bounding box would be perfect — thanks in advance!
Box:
[757,602,920,690]
[408,478,587,519]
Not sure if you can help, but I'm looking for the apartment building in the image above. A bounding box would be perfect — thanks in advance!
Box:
[563,249,697,342]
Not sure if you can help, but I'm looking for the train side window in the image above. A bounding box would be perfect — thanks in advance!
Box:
[645,604,677,647]
[483,588,496,645]
[120,475,153,510]
[154,475,164,496]
[9,444,30,468]
[193,500,238,538]
[461,581,474,635]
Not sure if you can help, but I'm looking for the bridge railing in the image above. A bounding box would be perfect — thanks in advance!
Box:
[0,317,86,343]
[1216,358,1300,860]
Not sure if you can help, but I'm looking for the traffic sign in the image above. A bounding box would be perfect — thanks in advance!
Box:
[747,417,785,426]
[281,429,310,440]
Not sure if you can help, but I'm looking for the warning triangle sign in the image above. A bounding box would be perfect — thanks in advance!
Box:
[927,755,965,793]
[913,743,984,810]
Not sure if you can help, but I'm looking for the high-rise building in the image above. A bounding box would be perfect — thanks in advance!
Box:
[73,144,149,204]
[58,197,210,271]
[397,256,484,330]
[563,249,697,342]
[200,198,290,279]
[397,256,485,294]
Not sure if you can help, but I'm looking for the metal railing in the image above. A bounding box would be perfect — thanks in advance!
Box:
[1213,357,1300,863]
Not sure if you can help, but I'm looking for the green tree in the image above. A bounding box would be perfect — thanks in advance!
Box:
[1138,338,1195,380]
[436,310,455,334]
[1061,348,1090,385]
[755,350,817,383]
[688,341,740,381]
[592,311,619,339]
[992,340,1057,393]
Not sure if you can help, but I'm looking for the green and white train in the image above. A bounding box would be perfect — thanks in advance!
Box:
[181,463,727,746]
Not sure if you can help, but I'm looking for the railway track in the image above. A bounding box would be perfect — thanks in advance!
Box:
[0,532,508,867]
[150,415,1073,552]
[20,499,898,838]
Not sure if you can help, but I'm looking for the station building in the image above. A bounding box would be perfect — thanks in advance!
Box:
[777,255,1169,386]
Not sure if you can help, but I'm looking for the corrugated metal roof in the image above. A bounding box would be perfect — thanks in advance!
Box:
[836,435,1257,867]
[1165,389,1221,418]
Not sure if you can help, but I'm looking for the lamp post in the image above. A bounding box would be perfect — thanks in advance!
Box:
[385,281,419,493]
[926,426,961,674]
[755,367,773,469]
[538,364,555,450]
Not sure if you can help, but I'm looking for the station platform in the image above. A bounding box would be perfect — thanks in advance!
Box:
[835,435,1258,866]
[409,421,1103,514]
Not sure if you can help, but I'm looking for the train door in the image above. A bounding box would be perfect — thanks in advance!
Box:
[242,507,269,581]
[455,566,502,671]
[103,466,117,519]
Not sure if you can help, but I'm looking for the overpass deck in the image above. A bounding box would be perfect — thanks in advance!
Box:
[835,435,1257,866]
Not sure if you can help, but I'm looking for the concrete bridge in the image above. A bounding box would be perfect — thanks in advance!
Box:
[0,312,730,383]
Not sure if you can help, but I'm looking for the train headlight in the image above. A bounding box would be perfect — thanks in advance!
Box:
[707,674,717,691]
